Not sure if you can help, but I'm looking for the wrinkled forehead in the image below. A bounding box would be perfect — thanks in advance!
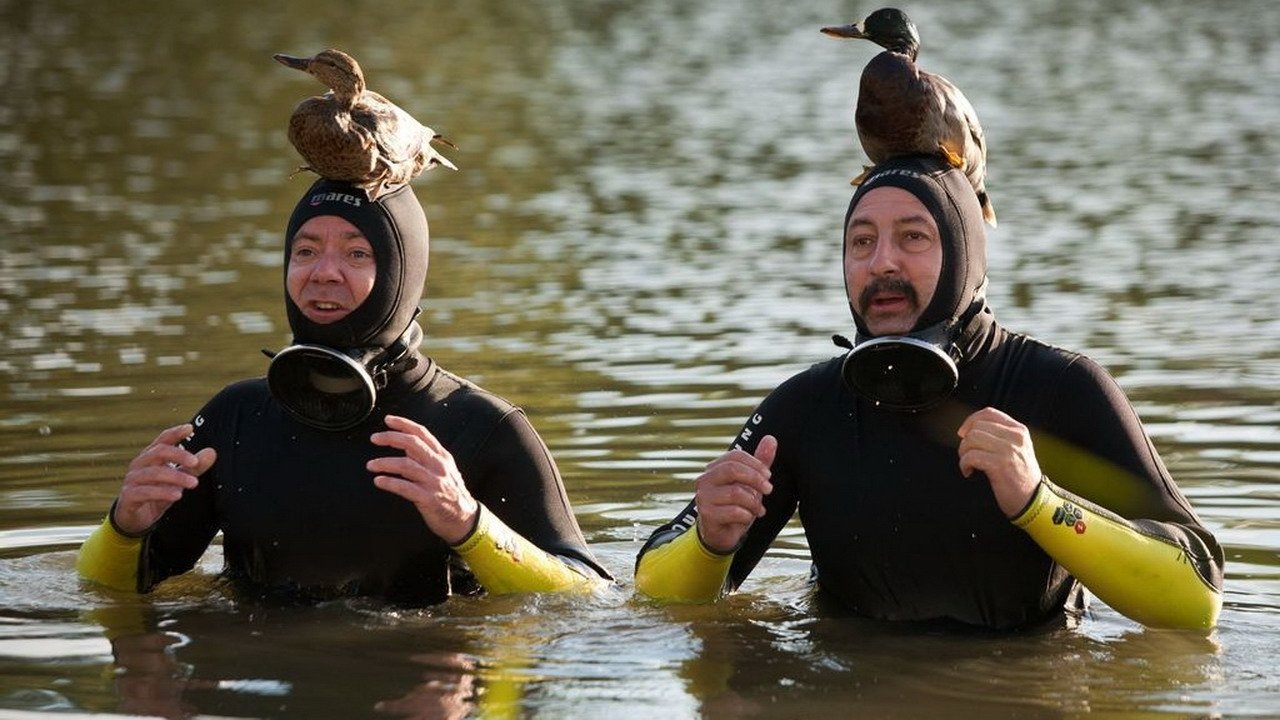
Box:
[290,215,371,244]
[846,186,938,230]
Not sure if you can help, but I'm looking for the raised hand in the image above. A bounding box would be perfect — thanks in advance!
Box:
[694,435,778,553]
[114,424,217,535]
[957,407,1042,517]
[368,415,479,545]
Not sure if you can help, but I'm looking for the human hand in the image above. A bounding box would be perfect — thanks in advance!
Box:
[113,424,217,536]
[957,407,1042,517]
[368,415,479,545]
[693,435,777,554]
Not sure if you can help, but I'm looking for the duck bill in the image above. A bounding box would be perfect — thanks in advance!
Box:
[820,23,868,39]
[273,53,312,71]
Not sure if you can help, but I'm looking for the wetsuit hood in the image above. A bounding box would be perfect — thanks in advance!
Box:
[283,178,429,351]
[849,153,988,340]
[838,156,995,409]
[842,155,994,364]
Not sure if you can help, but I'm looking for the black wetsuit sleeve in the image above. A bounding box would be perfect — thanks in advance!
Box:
[135,397,228,592]
[465,408,612,581]
[1035,355,1223,591]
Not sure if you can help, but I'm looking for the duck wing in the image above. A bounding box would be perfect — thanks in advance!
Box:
[351,92,458,197]
[854,52,931,164]
[285,94,379,182]
[919,69,996,226]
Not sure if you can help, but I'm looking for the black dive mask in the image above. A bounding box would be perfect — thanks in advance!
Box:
[838,320,961,412]
[266,319,422,431]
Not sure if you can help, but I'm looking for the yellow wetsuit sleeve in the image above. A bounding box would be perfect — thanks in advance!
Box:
[1012,479,1222,630]
[633,526,734,603]
[76,515,142,593]
[451,505,603,595]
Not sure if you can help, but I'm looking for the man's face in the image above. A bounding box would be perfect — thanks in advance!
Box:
[286,215,377,324]
[843,187,943,336]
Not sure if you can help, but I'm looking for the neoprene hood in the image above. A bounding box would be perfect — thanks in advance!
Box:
[843,155,988,339]
[283,178,429,350]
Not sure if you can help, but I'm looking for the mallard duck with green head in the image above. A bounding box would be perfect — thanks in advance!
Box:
[274,49,457,200]
[822,8,996,226]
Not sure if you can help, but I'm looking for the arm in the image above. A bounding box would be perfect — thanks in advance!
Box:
[632,509,735,602]
[1012,477,1220,629]
[450,504,598,593]
[635,426,791,603]
[76,507,145,592]
[76,422,217,592]
[958,356,1224,629]
[370,413,608,594]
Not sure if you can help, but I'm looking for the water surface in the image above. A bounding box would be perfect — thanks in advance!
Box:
[1,0,1278,717]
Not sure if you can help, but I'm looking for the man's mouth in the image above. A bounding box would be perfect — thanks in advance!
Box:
[869,292,908,310]
[859,278,918,316]
[304,299,350,321]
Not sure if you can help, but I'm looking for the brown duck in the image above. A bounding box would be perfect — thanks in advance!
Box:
[822,8,996,227]
[274,49,457,199]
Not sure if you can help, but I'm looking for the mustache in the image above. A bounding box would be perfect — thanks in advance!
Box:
[858,277,919,314]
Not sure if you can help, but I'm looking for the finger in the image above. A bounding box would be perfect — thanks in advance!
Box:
[371,423,452,466]
[149,423,194,448]
[367,455,437,484]
[957,407,1006,439]
[369,435,455,485]
[383,415,445,452]
[697,460,773,495]
[191,447,217,475]
[704,448,773,481]
[372,474,431,505]
[119,481,188,505]
[753,435,778,471]
[696,479,762,517]
[369,430,433,463]
[132,441,194,467]
[699,504,761,527]
[124,464,201,491]
[128,444,204,476]
[958,448,978,478]
[696,490,764,523]
[700,483,767,517]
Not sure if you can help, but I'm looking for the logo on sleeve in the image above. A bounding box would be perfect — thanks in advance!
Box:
[1052,502,1087,534]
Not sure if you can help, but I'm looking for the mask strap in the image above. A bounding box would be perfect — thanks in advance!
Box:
[364,310,423,389]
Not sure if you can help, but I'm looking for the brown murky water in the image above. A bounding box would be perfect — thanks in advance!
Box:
[1,0,1278,717]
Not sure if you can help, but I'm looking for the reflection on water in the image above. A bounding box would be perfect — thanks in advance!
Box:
[1,0,1279,716]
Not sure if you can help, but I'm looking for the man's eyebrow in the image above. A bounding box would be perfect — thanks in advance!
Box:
[291,229,369,242]
[847,213,934,229]
[892,214,934,227]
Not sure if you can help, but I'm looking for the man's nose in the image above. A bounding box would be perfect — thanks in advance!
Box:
[868,235,900,275]
[311,252,344,281]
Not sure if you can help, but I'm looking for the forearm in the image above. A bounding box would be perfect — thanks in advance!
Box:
[1013,478,1222,630]
[452,505,604,595]
[76,513,143,593]
[634,524,733,603]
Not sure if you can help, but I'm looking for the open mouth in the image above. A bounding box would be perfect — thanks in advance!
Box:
[859,278,918,317]
[304,300,349,321]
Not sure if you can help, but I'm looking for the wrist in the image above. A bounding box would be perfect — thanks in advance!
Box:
[108,498,150,538]
[441,500,481,546]
[695,519,744,556]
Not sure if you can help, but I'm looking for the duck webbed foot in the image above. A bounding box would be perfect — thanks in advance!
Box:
[937,143,965,170]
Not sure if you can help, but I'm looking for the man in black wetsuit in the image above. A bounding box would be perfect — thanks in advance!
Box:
[635,155,1223,630]
[78,179,610,604]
